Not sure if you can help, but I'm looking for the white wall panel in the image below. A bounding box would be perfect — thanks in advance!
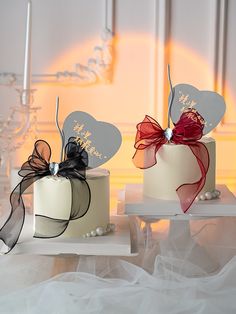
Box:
[0,0,235,189]
[222,0,236,123]
[169,0,217,89]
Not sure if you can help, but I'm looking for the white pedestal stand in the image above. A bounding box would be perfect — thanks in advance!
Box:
[137,216,219,275]
[165,220,218,274]
[123,184,236,275]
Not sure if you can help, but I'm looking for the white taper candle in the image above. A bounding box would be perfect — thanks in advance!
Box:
[22,0,32,104]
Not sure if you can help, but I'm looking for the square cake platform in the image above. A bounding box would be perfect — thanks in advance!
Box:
[124,184,236,218]
[7,215,138,256]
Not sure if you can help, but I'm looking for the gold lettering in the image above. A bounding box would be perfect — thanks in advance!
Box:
[190,100,197,108]
[83,130,92,139]
[184,110,205,126]
[73,123,84,133]
[88,146,96,155]
[93,150,102,159]
[73,122,105,159]
[179,93,189,104]
[81,140,92,150]
[75,136,82,144]
[178,91,197,109]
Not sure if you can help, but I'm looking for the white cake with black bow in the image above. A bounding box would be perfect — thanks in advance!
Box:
[34,168,111,238]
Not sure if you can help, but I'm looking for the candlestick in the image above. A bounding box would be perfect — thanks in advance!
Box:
[22,0,32,105]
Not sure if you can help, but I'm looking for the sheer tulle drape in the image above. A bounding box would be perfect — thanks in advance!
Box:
[1,217,236,313]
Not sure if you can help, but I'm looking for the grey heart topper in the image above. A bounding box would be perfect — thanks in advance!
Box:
[170,84,226,134]
[63,111,122,168]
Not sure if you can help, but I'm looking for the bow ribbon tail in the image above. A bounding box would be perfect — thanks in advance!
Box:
[176,142,210,213]
[133,142,164,169]
[34,178,91,238]
[0,174,41,254]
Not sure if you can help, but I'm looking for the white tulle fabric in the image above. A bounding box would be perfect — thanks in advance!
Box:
[1,217,236,313]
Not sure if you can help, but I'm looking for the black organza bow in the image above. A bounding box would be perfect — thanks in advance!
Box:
[0,137,91,254]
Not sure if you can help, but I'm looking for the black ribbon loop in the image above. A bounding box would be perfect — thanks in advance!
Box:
[0,137,91,254]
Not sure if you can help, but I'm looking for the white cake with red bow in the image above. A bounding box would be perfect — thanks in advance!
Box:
[143,137,216,201]
[133,107,222,212]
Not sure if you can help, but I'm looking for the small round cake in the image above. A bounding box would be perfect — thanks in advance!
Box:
[34,168,110,238]
[143,137,215,200]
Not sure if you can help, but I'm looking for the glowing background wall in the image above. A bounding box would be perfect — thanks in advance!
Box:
[0,0,236,207]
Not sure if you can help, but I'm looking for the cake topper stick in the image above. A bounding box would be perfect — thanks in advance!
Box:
[167,64,175,128]
[55,96,65,162]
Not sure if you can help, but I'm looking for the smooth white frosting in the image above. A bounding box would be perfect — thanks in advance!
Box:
[34,168,110,237]
[143,137,216,200]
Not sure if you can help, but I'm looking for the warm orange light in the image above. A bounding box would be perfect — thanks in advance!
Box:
[140,219,170,234]
[15,33,236,211]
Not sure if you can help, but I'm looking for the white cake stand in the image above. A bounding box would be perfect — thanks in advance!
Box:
[122,184,236,275]
[139,216,219,275]
[0,215,138,256]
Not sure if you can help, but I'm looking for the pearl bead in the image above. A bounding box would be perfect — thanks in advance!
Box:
[108,223,116,232]
[96,227,104,236]
[215,189,221,197]
[195,196,200,202]
[106,226,111,233]
[205,192,212,200]
[86,232,91,237]
[82,234,86,238]
[200,194,206,201]
[90,230,97,237]
[211,191,217,198]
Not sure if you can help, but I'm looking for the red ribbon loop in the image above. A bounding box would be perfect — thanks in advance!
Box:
[133,109,210,213]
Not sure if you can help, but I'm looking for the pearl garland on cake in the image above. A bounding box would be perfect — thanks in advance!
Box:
[195,189,221,202]
[82,223,116,238]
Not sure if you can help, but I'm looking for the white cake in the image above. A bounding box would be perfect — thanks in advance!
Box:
[34,168,110,237]
[144,137,216,200]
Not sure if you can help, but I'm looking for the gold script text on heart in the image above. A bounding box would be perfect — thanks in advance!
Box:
[73,122,106,160]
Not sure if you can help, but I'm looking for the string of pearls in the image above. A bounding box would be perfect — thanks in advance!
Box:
[83,223,116,238]
[195,189,221,202]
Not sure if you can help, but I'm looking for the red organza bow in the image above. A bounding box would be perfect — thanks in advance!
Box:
[133,109,209,213]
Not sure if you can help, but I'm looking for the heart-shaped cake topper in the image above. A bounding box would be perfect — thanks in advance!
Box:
[63,111,122,168]
[169,84,226,134]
